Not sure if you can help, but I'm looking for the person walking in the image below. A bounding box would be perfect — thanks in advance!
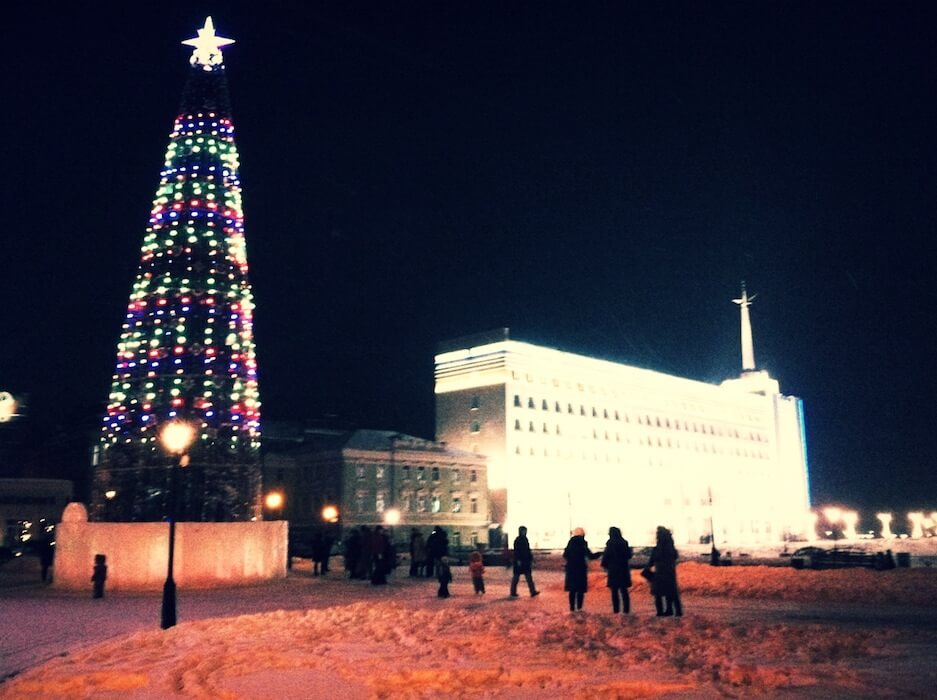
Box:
[647,526,682,616]
[563,527,601,611]
[468,550,486,594]
[510,525,540,597]
[600,526,633,613]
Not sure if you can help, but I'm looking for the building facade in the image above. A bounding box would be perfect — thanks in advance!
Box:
[435,329,811,548]
[263,426,490,549]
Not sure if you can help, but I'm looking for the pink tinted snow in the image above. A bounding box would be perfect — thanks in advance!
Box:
[3,562,935,698]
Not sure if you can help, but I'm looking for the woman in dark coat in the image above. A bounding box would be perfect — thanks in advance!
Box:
[563,527,601,611]
[600,526,633,613]
[647,525,682,616]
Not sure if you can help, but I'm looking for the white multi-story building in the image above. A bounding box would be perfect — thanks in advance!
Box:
[435,294,811,548]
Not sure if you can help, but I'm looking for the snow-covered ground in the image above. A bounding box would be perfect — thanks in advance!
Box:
[3,550,937,699]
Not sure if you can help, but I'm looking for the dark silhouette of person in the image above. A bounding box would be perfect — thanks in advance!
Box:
[320,532,334,574]
[370,526,390,585]
[509,525,540,597]
[647,526,682,616]
[354,525,373,580]
[409,528,427,577]
[425,525,449,579]
[437,555,452,598]
[38,537,55,583]
[563,527,601,611]
[91,553,107,599]
[601,526,633,613]
[344,528,361,578]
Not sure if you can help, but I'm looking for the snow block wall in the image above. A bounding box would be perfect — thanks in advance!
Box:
[53,520,288,590]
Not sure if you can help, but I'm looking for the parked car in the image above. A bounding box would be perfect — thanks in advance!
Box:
[790,546,884,570]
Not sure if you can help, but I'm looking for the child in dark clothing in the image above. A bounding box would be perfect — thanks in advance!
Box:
[437,555,452,598]
[468,550,485,594]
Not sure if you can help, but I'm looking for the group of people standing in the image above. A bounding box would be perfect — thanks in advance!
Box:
[334,522,682,615]
[343,525,397,584]
[561,524,682,615]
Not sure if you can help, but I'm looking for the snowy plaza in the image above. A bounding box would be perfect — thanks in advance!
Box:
[3,547,937,698]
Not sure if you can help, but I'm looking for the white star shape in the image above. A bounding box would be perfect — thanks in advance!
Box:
[182,17,235,68]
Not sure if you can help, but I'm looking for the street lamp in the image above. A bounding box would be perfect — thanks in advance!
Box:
[265,491,284,518]
[322,504,339,524]
[159,420,195,630]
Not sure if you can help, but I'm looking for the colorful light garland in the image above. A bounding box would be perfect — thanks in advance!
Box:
[94,19,261,521]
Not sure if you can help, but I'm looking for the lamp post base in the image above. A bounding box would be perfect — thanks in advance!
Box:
[161,577,177,629]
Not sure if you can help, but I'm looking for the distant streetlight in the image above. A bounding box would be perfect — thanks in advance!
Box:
[159,420,195,630]
[384,508,400,527]
[322,505,339,524]
[265,491,284,518]
[908,512,925,539]
[876,512,894,539]
[841,510,859,540]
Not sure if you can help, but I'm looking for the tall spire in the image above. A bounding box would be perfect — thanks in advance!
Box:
[732,282,757,372]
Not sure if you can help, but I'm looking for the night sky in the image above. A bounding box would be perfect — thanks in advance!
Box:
[2,3,935,517]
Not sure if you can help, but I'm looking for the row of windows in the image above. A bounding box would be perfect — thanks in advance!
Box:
[355,491,480,515]
[355,464,479,483]
[511,441,770,460]
[507,372,764,421]
[511,395,766,442]
[513,419,771,448]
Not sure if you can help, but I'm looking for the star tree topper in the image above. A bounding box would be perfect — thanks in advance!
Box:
[182,17,235,70]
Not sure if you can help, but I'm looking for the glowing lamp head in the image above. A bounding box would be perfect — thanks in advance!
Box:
[160,420,196,454]
[322,505,339,523]
[823,506,843,524]
[384,508,401,526]
[104,490,117,501]
[265,491,284,510]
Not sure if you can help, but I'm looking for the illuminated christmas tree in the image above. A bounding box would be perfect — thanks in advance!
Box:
[92,18,261,522]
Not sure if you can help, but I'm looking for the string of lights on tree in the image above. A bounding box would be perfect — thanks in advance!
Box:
[95,18,261,521]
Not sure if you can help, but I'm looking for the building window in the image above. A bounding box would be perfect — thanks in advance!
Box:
[470,470,477,483]
[542,399,549,410]
[432,466,440,482]
[593,407,598,417]
[356,464,366,480]
[375,492,385,513]
[402,465,410,480]
[417,495,427,512]
[528,398,535,409]
[580,405,586,416]
[452,497,462,513]
[452,468,461,483]
[470,420,480,434]
[417,467,425,481]
[470,496,478,514]
[603,409,609,419]
[556,425,561,435]
[514,394,521,407]
[555,401,562,412]
[431,495,441,513]
[529,421,535,432]
[568,403,574,414]
[471,395,480,410]
[355,493,365,513]
[376,465,385,480]
[514,419,522,431]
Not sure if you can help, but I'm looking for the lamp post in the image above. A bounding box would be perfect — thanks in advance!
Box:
[159,420,196,630]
